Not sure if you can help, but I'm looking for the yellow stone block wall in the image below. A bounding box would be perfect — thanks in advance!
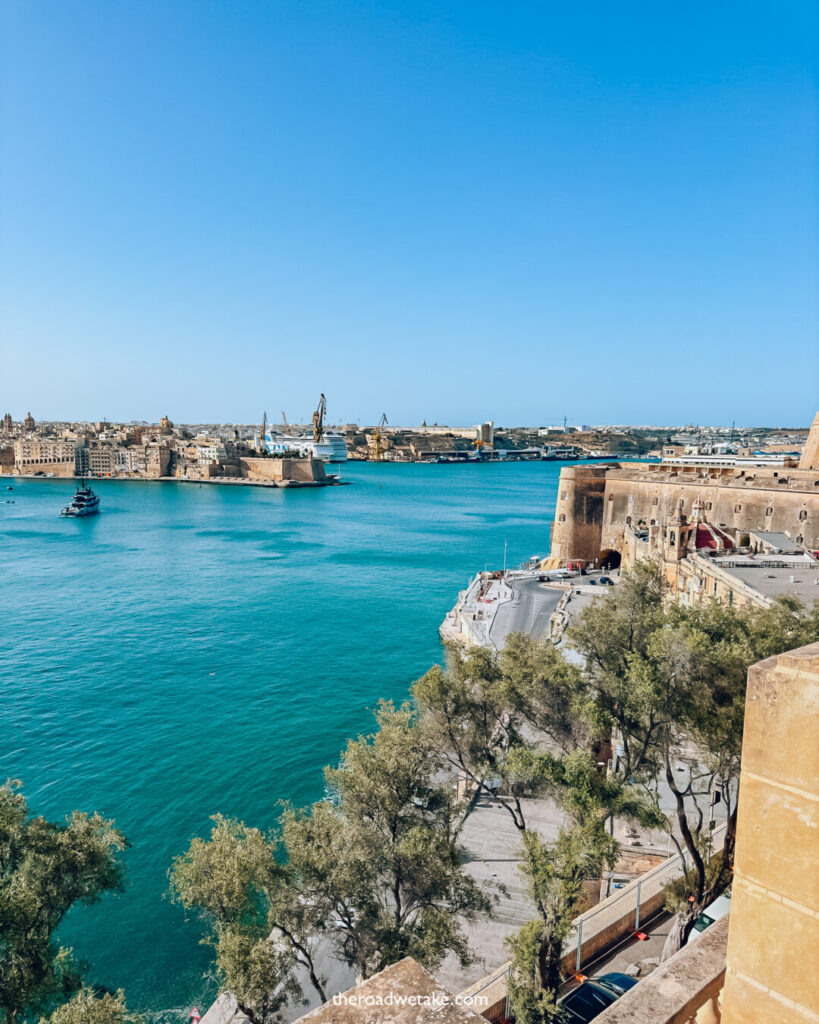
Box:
[722,643,819,1024]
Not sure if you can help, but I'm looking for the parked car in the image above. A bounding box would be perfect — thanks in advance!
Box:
[560,972,638,1022]
[686,891,732,944]
[599,576,613,585]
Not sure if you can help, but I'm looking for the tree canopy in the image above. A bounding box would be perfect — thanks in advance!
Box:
[171,702,493,1020]
[413,636,585,831]
[281,701,493,978]
[568,560,819,952]
[0,782,128,1024]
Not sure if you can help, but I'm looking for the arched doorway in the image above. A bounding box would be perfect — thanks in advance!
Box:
[599,549,621,570]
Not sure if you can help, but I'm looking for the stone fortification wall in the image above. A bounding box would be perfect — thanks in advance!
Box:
[799,411,819,469]
[240,457,327,483]
[600,465,817,555]
[549,462,819,564]
[548,464,611,563]
[13,460,76,478]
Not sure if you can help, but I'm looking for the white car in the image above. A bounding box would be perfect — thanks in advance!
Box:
[686,891,731,944]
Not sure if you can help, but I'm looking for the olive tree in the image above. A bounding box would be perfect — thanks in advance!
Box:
[568,560,819,954]
[281,701,494,979]
[413,636,584,831]
[0,781,128,1024]
[171,702,493,1010]
[41,990,139,1024]
[507,824,616,1024]
[169,815,326,1019]
[504,751,662,1023]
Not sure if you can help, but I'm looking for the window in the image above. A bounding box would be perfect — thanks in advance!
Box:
[679,498,685,508]
[652,496,659,505]
[558,514,566,522]
[706,501,712,510]
[797,535,804,545]
[734,504,741,512]
[625,515,632,525]
[799,509,808,521]
[608,493,614,501]
[561,492,567,500]
[669,531,676,545]
[766,507,773,516]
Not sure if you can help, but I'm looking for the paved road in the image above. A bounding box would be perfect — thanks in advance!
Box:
[489,579,565,647]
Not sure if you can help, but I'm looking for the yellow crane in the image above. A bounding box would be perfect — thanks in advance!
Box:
[472,438,493,458]
[372,413,388,461]
[281,410,292,436]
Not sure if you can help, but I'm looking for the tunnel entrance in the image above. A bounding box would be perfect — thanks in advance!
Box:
[599,549,621,570]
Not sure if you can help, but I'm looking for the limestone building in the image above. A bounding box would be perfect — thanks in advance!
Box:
[548,413,819,608]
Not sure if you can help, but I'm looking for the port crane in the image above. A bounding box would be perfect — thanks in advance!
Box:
[472,438,494,458]
[259,412,268,445]
[281,411,292,436]
[372,413,388,461]
[312,394,327,443]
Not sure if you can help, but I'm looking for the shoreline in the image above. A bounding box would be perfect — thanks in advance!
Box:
[0,472,349,489]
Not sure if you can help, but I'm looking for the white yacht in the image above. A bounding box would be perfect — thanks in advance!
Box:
[59,480,101,517]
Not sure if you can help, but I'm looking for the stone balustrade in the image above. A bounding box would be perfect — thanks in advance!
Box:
[593,915,728,1024]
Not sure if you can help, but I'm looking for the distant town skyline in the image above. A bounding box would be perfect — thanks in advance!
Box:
[2,409,815,431]
[1,1,817,426]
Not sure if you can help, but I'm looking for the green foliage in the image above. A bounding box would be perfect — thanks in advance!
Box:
[413,636,584,830]
[0,781,128,1024]
[41,989,139,1024]
[566,560,670,778]
[282,701,493,978]
[172,702,492,1010]
[507,824,618,1021]
[517,749,665,833]
[506,921,565,1024]
[210,929,300,1024]
[169,815,326,1016]
[568,560,819,952]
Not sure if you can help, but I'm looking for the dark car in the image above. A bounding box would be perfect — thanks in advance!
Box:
[599,576,613,585]
[560,973,638,1023]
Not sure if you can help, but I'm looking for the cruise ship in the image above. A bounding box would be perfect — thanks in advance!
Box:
[262,431,348,463]
[260,394,348,463]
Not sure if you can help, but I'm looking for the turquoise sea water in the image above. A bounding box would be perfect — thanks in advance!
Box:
[1,460,578,1016]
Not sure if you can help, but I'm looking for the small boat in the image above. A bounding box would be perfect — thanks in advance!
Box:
[59,480,101,518]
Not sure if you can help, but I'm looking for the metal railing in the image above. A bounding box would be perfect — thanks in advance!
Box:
[459,822,728,1012]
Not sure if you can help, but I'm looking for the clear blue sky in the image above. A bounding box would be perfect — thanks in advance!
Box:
[1,1,816,427]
